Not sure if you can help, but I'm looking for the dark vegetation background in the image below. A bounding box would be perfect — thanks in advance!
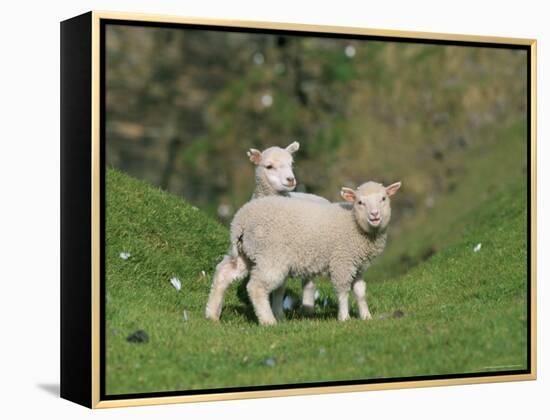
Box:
[105,24,527,227]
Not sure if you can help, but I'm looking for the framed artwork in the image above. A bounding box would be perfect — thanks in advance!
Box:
[60,11,537,408]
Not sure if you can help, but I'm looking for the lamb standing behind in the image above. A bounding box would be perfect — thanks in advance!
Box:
[246,142,329,316]
[216,142,327,318]
[206,181,401,325]
[247,142,330,206]
[206,142,308,321]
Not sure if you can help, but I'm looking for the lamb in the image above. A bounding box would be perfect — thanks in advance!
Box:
[205,180,401,325]
[246,141,329,315]
[247,142,331,205]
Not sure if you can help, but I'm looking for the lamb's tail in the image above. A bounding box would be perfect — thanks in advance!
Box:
[229,219,245,259]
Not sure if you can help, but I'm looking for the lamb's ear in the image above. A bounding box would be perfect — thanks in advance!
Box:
[340,187,356,202]
[285,141,300,154]
[386,181,402,197]
[247,148,262,165]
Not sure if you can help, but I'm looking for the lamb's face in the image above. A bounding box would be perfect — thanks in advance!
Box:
[247,142,300,193]
[341,181,402,234]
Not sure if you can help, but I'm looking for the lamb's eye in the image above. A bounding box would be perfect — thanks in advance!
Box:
[382,196,387,202]
[358,200,364,205]
[266,164,274,170]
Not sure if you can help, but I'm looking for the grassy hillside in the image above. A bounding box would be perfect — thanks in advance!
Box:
[105,168,528,395]
[367,118,527,281]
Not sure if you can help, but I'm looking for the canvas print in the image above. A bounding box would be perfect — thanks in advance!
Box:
[103,22,529,396]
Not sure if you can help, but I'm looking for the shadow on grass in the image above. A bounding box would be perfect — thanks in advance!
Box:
[230,278,340,323]
[233,278,257,323]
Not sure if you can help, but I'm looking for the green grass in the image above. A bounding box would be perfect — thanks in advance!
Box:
[367,118,527,282]
[105,166,528,395]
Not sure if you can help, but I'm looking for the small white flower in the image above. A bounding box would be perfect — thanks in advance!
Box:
[473,243,482,253]
[261,93,273,108]
[345,45,356,58]
[283,295,294,311]
[183,310,189,321]
[314,290,320,301]
[319,347,326,355]
[170,277,181,291]
[201,270,206,277]
[191,206,199,211]
[119,252,131,260]
[217,203,232,218]
[253,52,264,65]
[425,195,435,209]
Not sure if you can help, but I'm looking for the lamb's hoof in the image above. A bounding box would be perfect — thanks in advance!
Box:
[259,318,277,326]
[274,313,286,321]
[205,308,220,322]
[338,315,350,322]
[360,313,373,321]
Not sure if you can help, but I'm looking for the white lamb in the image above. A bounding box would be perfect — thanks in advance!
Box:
[205,180,401,325]
[248,142,331,205]
[246,141,329,315]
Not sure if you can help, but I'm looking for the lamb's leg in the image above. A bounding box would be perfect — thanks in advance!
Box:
[205,255,248,321]
[352,278,372,320]
[271,281,287,321]
[336,285,351,321]
[301,278,316,316]
[247,266,286,326]
[331,267,352,321]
